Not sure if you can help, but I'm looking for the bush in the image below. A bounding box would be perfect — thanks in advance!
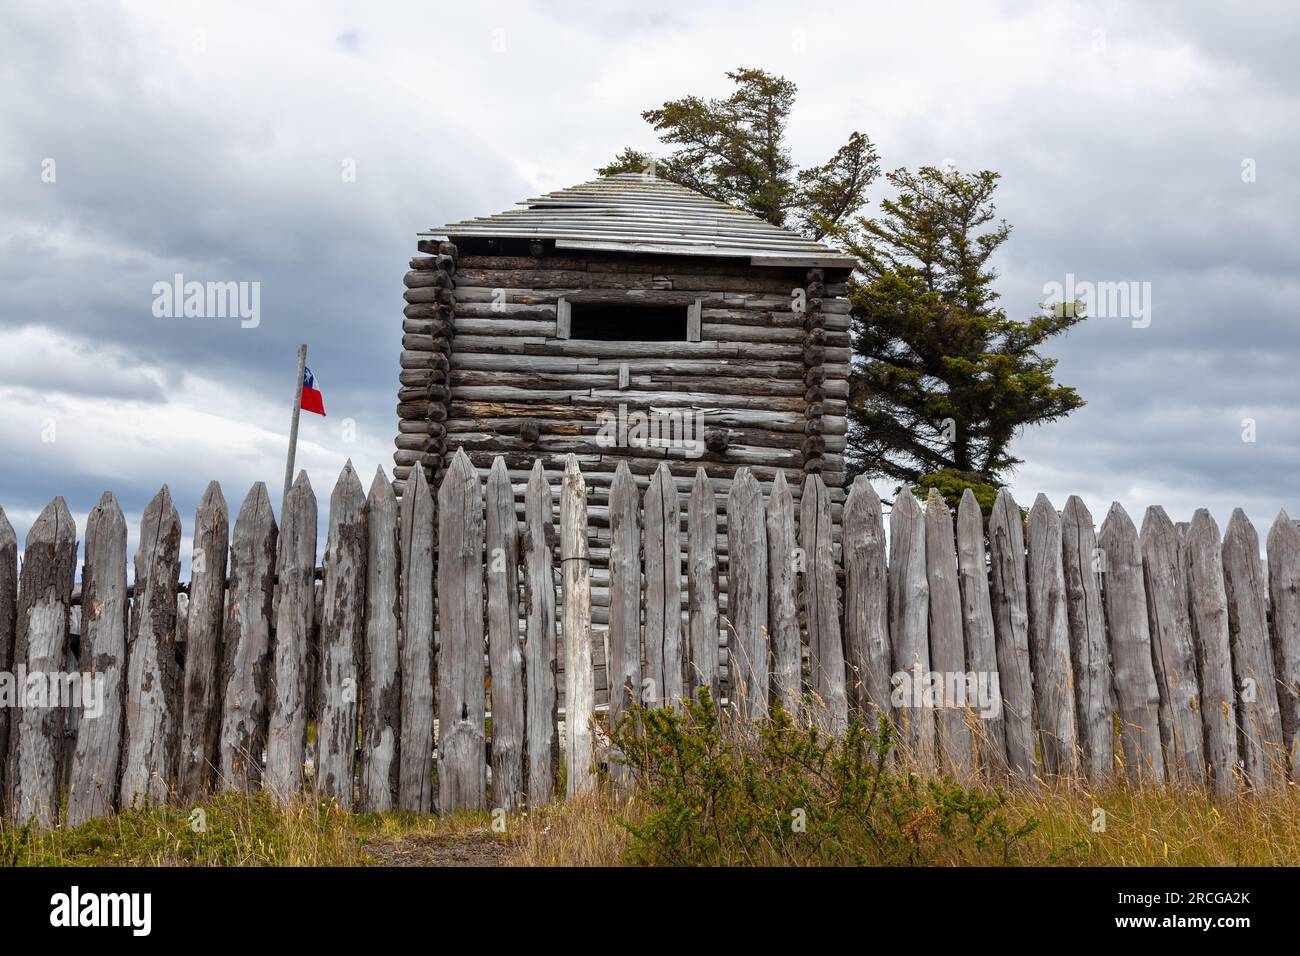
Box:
[610,689,1036,866]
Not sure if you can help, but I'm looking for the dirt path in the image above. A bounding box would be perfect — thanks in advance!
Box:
[364,829,514,867]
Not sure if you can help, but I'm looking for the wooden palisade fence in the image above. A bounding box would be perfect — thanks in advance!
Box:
[2,451,1299,827]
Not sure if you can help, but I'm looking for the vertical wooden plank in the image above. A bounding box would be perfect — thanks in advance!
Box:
[437,449,487,812]
[1060,496,1114,781]
[1185,510,1237,795]
[1140,506,1206,783]
[726,467,768,720]
[889,488,933,768]
[360,467,401,812]
[556,297,571,338]
[5,498,76,826]
[924,491,972,775]
[955,489,1006,775]
[802,474,847,735]
[398,465,435,812]
[1222,509,1286,788]
[560,454,595,796]
[218,482,277,794]
[607,462,641,730]
[1026,494,1079,776]
[0,508,18,815]
[844,477,891,727]
[486,456,524,812]
[66,494,128,825]
[266,471,317,800]
[317,462,367,809]
[120,487,182,809]
[177,481,229,802]
[1098,503,1165,785]
[987,488,1037,781]
[686,467,720,704]
[643,463,683,710]
[1266,509,1300,780]
[766,471,800,717]
[687,298,702,342]
[523,461,558,806]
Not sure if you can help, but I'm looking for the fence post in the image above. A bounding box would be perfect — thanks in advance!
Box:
[437,448,486,812]
[1026,494,1078,776]
[844,477,891,728]
[361,467,401,812]
[955,489,1006,776]
[925,490,972,775]
[66,493,128,825]
[0,508,14,815]
[687,467,720,706]
[802,473,847,735]
[486,456,524,812]
[766,471,800,717]
[1184,510,1237,795]
[1098,503,1165,785]
[889,487,933,769]
[6,497,76,826]
[120,486,182,810]
[178,481,229,802]
[988,488,1037,782]
[1222,509,1285,788]
[1060,496,1114,781]
[317,462,366,810]
[523,461,558,806]
[1140,505,1205,784]
[644,462,682,711]
[561,454,595,796]
[607,462,641,754]
[726,467,768,721]
[398,464,435,813]
[218,482,277,794]
[1266,510,1300,780]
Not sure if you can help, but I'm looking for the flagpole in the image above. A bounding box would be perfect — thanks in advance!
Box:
[283,343,307,513]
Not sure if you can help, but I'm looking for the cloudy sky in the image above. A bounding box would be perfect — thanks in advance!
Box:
[1,0,1297,567]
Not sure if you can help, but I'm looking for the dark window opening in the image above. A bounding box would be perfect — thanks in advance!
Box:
[569,303,688,341]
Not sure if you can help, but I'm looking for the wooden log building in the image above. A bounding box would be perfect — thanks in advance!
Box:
[393,174,856,698]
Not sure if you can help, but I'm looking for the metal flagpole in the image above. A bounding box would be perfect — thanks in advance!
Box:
[283,343,307,513]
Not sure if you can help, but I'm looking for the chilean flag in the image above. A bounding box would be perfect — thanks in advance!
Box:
[301,366,326,416]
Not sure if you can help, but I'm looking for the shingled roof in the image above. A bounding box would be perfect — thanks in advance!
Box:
[423,172,859,268]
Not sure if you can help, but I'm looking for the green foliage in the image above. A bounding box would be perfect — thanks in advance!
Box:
[610,689,1036,866]
[914,468,1000,516]
[598,68,877,241]
[848,166,1085,488]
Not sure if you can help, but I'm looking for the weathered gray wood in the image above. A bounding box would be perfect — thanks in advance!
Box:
[643,462,683,710]
[523,461,559,805]
[924,491,972,775]
[844,477,892,728]
[6,498,76,826]
[218,483,277,793]
[802,474,847,734]
[606,462,641,732]
[955,490,1006,774]
[360,467,401,812]
[686,467,720,704]
[1184,510,1237,795]
[1140,506,1206,783]
[766,471,801,717]
[177,481,229,802]
[561,454,595,795]
[119,487,182,809]
[486,456,524,811]
[266,471,317,800]
[1266,509,1300,780]
[65,494,128,825]
[1222,509,1286,788]
[889,488,933,769]
[726,467,768,720]
[1026,494,1079,776]
[398,464,435,812]
[317,462,366,809]
[1060,496,1114,781]
[437,449,487,812]
[1098,503,1165,785]
[987,488,1037,781]
[0,508,17,814]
